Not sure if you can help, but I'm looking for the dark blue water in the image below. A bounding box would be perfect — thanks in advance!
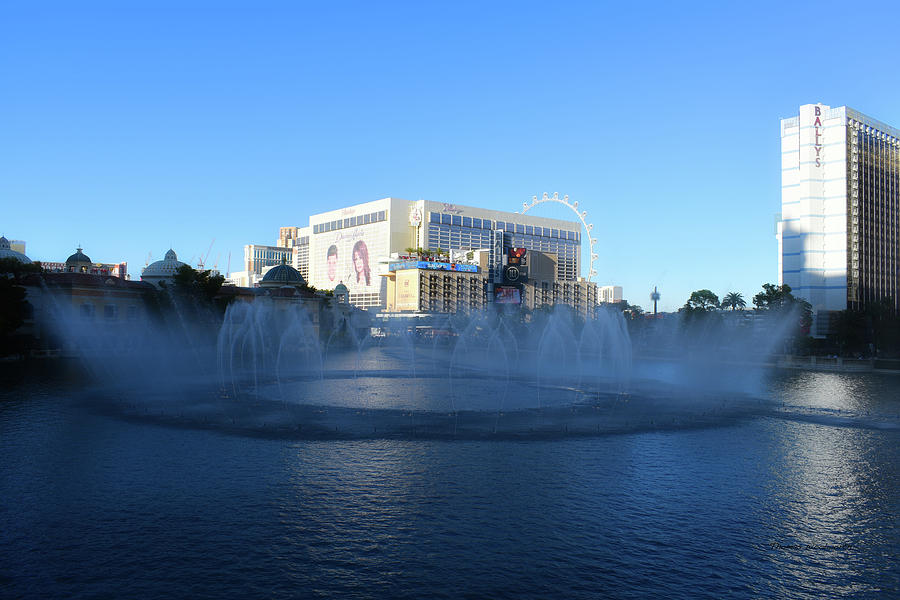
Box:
[2,368,899,599]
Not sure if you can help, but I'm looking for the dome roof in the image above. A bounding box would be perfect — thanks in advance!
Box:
[142,249,186,279]
[65,247,92,267]
[260,261,306,287]
[334,281,348,295]
[0,236,32,264]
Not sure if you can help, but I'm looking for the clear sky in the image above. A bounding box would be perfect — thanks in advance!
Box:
[2,0,899,311]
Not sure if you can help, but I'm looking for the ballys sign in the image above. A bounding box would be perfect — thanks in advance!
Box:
[813,106,824,168]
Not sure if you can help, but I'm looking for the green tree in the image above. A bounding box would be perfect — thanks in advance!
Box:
[172,264,225,302]
[753,283,796,311]
[0,259,41,355]
[613,301,644,320]
[752,282,813,338]
[682,289,720,313]
[0,278,28,338]
[721,291,746,311]
[0,258,42,279]
[831,309,867,356]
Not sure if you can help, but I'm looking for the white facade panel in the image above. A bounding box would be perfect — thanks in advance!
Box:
[780,103,850,315]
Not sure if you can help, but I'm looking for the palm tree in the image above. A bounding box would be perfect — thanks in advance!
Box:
[721,291,746,311]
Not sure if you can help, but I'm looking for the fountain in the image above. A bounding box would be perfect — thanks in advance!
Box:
[39,291,816,439]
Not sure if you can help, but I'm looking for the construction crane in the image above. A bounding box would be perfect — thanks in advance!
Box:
[198,239,215,270]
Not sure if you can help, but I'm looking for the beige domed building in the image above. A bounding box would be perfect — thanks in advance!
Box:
[259,258,307,290]
[141,249,187,288]
[65,247,93,273]
[0,236,32,264]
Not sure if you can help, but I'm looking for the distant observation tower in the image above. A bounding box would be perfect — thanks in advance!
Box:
[650,286,660,316]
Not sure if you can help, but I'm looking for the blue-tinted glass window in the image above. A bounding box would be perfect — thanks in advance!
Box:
[462,216,472,227]
[472,218,482,228]
[431,212,440,223]
[484,220,492,229]
[552,228,559,238]
[525,225,533,235]
[516,224,524,234]
[378,210,386,221]
[452,215,462,226]
[343,218,350,228]
[442,213,452,224]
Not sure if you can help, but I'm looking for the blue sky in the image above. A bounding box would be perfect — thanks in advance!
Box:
[2,0,899,311]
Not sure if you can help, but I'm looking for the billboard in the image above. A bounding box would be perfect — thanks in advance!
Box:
[309,216,390,302]
[494,286,521,304]
[503,248,527,284]
[395,270,420,311]
[389,261,478,273]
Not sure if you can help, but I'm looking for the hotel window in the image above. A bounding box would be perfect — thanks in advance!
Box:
[442,214,452,225]
[431,212,440,223]
[452,215,462,226]
[551,229,559,238]
[462,216,472,228]
[472,218,482,228]
[104,305,118,320]
[364,214,371,224]
[378,210,386,221]
[525,225,533,235]
[344,218,350,228]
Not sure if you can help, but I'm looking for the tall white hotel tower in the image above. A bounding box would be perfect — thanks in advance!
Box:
[778,103,900,334]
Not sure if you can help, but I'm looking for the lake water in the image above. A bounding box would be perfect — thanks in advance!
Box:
[2,365,899,599]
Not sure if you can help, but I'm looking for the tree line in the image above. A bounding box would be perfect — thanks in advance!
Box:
[674,284,899,358]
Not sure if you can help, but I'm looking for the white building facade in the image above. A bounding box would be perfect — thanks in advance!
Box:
[598,285,623,304]
[777,103,900,332]
[291,197,583,309]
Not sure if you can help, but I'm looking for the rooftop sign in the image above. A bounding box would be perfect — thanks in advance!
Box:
[389,261,478,273]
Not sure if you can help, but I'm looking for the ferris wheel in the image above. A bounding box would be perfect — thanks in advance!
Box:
[520,192,598,282]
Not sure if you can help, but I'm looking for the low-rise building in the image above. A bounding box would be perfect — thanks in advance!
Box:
[41,246,127,279]
[598,285,623,304]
